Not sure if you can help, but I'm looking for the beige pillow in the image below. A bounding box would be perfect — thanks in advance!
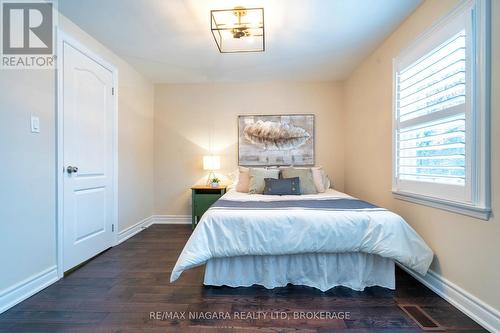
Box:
[236,166,250,193]
[248,168,280,194]
[281,167,318,195]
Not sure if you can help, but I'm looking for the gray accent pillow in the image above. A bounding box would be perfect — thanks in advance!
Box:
[263,177,300,195]
[280,167,318,195]
[248,168,280,194]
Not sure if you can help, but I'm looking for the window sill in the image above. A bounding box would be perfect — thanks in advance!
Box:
[392,191,491,220]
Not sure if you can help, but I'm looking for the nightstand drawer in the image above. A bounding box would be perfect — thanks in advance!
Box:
[194,194,220,216]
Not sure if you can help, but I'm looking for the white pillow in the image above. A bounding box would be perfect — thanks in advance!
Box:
[324,174,331,190]
[311,167,326,193]
[226,168,239,190]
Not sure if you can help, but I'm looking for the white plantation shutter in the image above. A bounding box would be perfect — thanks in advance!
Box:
[398,115,466,185]
[396,31,467,187]
[392,0,491,219]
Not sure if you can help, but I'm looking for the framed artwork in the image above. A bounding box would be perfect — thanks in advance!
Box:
[238,114,315,166]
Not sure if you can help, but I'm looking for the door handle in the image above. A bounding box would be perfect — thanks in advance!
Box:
[66,166,78,174]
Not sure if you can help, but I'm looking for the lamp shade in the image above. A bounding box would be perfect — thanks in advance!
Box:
[203,155,221,170]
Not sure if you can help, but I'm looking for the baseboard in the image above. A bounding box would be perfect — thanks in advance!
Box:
[0,266,58,314]
[0,214,191,315]
[397,263,500,332]
[116,216,154,245]
[117,215,191,245]
[117,214,189,244]
[152,215,191,224]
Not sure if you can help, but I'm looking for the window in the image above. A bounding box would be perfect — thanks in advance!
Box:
[392,0,490,219]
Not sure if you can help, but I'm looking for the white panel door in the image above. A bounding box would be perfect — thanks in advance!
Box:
[63,42,115,271]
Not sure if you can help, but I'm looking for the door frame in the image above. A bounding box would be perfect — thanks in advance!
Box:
[56,29,119,279]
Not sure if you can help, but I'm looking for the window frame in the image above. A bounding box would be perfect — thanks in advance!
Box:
[392,0,491,220]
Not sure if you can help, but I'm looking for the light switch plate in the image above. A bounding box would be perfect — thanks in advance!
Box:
[31,116,40,133]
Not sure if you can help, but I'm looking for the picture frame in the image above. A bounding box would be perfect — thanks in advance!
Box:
[238,114,315,166]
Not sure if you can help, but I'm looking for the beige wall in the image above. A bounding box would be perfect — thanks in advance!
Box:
[344,0,500,312]
[0,15,154,293]
[154,82,345,215]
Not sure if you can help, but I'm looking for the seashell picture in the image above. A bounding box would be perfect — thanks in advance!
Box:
[238,114,314,166]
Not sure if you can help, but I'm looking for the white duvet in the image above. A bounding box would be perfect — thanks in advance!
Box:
[170,189,434,282]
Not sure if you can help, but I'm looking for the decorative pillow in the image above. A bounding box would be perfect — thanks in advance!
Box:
[311,167,326,193]
[235,166,250,193]
[280,167,317,195]
[248,168,280,194]
[263,177,300,195]
[324,175,331,190]
[285,166,331,192]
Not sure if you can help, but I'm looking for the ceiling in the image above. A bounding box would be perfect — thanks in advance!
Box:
[59,0,422,83]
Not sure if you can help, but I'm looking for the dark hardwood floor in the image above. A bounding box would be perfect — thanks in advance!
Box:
[0,225,486,332]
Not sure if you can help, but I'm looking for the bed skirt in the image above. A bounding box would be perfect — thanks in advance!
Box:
[204,252,395,292]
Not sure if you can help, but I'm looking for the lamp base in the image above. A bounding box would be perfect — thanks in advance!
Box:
[206,171,216,186]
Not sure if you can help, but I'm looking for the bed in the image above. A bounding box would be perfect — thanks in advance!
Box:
[170,189,433,291]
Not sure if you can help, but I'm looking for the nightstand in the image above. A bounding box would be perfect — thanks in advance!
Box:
[191,185,227,229]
